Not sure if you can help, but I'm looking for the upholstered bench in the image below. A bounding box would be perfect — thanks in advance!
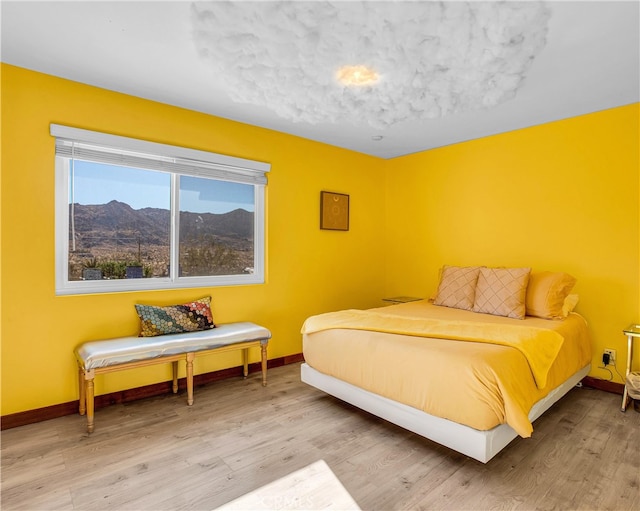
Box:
[74,322,271,433]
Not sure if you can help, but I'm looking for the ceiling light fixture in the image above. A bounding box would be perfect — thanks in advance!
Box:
[336,65,380,87]
[191,1,551,129]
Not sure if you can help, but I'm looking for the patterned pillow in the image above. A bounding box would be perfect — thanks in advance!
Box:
[473,267,531,319]
[433,265,483,311]
[135,296,216,337]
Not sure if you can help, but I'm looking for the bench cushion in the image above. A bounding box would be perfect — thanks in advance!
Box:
[75,322,271,371]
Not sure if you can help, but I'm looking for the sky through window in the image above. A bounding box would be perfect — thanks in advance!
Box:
[71,160,255,213]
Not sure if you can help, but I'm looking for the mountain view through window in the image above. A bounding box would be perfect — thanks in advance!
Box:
[68,160,255,282]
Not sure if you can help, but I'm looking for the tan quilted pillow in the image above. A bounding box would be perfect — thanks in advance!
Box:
[526,271,577,319]
[473,267,531,319]
[433,265,482,311]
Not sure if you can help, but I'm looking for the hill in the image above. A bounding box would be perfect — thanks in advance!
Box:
[68,200,254,279]
[70,200,253,249]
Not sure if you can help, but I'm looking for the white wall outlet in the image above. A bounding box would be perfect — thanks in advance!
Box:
[604,348,616,365]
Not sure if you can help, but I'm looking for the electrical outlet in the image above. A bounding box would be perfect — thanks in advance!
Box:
[604,349,616,365]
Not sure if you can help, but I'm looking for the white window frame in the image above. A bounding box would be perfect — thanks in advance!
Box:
[52,124,270,296]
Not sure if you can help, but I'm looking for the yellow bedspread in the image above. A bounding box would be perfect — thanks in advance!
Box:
[302,301,591,438]
[302,309,564,389]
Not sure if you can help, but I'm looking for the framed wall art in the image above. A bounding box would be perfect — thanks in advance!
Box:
[320,191,349,231]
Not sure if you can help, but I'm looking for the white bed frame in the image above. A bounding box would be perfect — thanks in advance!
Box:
[301,362,590,463]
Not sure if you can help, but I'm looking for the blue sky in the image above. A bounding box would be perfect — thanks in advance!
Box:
[71,160,254,213]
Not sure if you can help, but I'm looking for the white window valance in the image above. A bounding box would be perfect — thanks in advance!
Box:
[51,124,270,185]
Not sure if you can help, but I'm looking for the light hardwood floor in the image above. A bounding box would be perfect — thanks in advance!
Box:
[2,363,639,510]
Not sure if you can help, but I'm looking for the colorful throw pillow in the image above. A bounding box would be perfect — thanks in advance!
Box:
[473,267,531,319]
[525,271,577,319]
[433,265,483,311]
[135,296,215,337]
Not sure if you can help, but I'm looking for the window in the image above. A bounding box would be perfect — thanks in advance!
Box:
[52,124,269,295]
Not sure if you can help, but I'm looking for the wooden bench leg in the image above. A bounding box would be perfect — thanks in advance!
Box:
[186,353,194,406]
[242,348,249,378]
[78,366,86,416]
[261,343,268,386]
[172,361,179,394]
[86,374,95,433]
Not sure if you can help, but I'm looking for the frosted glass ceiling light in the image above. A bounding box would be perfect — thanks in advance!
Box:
[191,1,551,128]
[336,65,380,87]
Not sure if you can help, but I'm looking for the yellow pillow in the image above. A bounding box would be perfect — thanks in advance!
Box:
[562,294,579,316]
[433,265,483,311]
[526,272,577,319]
[472,267,531,319]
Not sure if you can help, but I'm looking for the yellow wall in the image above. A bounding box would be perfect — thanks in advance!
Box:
[2,63,638,417]
[0,65,387,415]
[385,103,640,382]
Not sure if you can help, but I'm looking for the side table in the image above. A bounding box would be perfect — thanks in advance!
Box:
[621,323,640,412]
[382,296,422,305]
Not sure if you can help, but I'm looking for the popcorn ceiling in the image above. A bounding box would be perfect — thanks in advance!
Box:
[191,1,551,128]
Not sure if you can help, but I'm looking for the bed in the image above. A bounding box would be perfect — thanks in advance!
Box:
[300,267,592,463]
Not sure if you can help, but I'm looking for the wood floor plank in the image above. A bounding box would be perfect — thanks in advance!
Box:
[2,363,639,511]
[1,487,74,511]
